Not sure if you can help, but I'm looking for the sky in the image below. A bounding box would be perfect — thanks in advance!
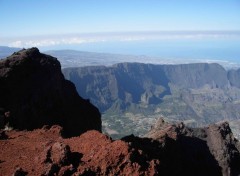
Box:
[0,0,240,49]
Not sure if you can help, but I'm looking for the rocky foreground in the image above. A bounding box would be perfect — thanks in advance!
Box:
[0,48,240,175]
[0,120,240,176]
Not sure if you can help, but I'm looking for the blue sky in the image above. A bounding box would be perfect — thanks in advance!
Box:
[0,0,240,48]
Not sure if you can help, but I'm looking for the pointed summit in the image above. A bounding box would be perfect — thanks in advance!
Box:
[0,48,101,137]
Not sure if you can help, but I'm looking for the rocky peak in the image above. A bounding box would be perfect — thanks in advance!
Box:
[0,48,101,137]
[146,119,240,176]
[147,118,192,140]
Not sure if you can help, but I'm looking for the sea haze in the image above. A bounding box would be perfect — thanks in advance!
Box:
[43,37,240,69]
[2,31,240,69]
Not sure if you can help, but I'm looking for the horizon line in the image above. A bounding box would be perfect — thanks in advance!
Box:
[2,30,240,39]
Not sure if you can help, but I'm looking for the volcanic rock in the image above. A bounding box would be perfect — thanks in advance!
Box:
[0,48,101,136]
[146,118,240,176]
[0,121,240,175]
[0,126,160,175]
[12,167,28,176]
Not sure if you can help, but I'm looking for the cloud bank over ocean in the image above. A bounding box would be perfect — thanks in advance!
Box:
[2,31,240,48]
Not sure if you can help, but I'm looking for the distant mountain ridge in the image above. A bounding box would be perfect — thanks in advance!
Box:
[63,62,240,138]
[63,62,238,111]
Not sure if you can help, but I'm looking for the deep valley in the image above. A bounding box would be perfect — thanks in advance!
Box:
[63,63,240,139]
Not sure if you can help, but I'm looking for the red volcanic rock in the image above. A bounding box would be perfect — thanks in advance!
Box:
[0,48,101,137]
[0,126,159,175]
[0,120,240,176]
[65,131,160,175]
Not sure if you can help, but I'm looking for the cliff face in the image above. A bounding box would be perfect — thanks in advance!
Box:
[228,68,240,88]
[63,63,240,139]
[0,48,101,137]
[63,62,230,112]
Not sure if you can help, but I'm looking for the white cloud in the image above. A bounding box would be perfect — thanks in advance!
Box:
[8,37,107,48]
[9,40,23,47]
[5,31,240,48]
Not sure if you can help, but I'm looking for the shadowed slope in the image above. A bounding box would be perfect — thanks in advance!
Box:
[0,48,101,137]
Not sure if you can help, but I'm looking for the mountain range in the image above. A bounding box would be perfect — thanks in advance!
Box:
[63,62,240,139]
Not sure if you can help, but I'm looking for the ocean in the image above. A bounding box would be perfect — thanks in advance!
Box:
[42,38,240,68]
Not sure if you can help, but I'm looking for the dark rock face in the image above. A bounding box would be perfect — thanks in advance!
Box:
[0,48,101,136]
[145,119,240,176]
[12,167,28,176]
[162,63,228,89]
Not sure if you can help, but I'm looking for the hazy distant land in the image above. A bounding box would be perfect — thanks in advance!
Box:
[1,46,240,69]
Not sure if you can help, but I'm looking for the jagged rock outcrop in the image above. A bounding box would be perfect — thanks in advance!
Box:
[0,121,239,176]
[0,48,101,136]
[146,118,240,176]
